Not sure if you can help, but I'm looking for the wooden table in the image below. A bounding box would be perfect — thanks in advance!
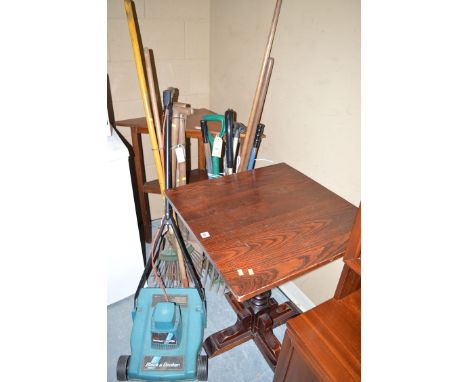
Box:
[165,163,357,369]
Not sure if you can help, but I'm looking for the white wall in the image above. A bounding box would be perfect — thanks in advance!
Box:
[106,129,145,304]
[210,0,360,304]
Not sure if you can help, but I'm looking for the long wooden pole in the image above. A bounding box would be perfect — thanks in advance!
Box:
[238,0,283,171]
[143,47,165,174]
[124,0,165,195]
[252,57,274,140]
[241,57,274,171]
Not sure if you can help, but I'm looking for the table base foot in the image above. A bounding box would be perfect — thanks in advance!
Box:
[203,291,300,370]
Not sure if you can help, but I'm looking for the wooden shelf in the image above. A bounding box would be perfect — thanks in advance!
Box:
[142,180,161,194]
[142,169,208,195]
[114,109,216,244]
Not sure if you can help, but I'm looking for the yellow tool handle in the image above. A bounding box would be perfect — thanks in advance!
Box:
[143,47,165,173]
[124,0,165,195]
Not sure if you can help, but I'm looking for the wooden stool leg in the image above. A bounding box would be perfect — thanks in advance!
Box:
[131,129,152,244]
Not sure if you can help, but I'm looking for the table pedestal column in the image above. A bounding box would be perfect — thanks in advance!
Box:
[203,291,300,370]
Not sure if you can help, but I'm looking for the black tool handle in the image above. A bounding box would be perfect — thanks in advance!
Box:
[162,88,205,303]
[163,87,174,109]
[224,109,234,170]
[200,120,209,144]
[253,123,265,149]
[233,122,246,139]
[163,89,174,190]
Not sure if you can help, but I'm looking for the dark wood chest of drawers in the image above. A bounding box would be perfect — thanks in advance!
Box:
[273,289,361,382]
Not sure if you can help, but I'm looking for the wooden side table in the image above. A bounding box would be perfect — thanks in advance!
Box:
[115,108,216,243]
[165,163,357,370]
[115,108,256,244]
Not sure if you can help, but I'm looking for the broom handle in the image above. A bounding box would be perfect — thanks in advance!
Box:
[238,0,282,171]
[124,0,165,195]
[143,47,165,171]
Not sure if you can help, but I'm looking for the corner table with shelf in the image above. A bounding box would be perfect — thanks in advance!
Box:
[115,108,258,244]
[115,108,216,243]
[165,163,357,370]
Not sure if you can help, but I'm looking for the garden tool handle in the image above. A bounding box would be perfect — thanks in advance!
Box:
[202,114,226,137]
[224,109,235,174]
[200,120,213,175]
[248,123,265,170]
[201,120,209,144]
[238,0,281,171]
[163,88,175,108]
[201,114,225,177]
[163,89,174,189]
[253,123,265,148]
[233,122,246,139]
[124,0,165,194]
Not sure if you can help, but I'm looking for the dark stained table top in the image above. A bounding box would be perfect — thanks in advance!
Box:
[166,163,357,302]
